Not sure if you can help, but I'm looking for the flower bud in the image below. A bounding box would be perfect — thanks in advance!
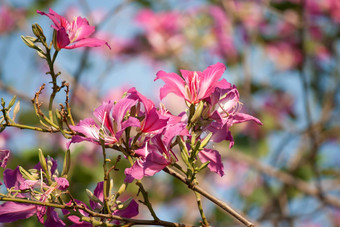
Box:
[52,30,60,51]
[61,149,71,177]
[7,96,16,109]
[191,101,204,123]
[21,35,38,49]
[19,166,38,180]
[199,132,213,150]
[38,149,48,174]
[32,23,46,42]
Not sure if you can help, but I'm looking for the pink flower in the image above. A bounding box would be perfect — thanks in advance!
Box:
[124,137,172,182]
[155,62,230,104]
[0,5,25,35]
[128,87,169,134]
[68,96,140,148]
[207,87,262,148]
[37,8,110,50]
[136,9,184,55]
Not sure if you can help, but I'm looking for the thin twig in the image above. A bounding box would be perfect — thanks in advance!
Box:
[163,166,256,227]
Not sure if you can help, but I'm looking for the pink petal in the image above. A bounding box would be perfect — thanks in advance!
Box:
[155,71,186,100]
[69,16,95,41]
[113,199,139,218]
[44,207,66,227]
[64,38,110,49]
[37,8,69,29]
[199,62,226,100]
[56,27,70,49]
[233,113,263,125]
[142,108,168,133]
[0,202,36,222]
[198,149,224,176]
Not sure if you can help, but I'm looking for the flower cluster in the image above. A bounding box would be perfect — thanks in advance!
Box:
[37,8,110,50]
[0,154,69,225]
[70,62,262,179]
[0,8,262,227]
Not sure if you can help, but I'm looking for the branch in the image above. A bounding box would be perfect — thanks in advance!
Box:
[163,166,256,227]
[0,195,196,227]
[223,151,340,209]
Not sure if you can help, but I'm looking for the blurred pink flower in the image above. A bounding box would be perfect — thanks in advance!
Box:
[266,42,302,71]
[0,5,25,35]
[136,9,184,55]
[37,8,110,50]
[209,6,238,59]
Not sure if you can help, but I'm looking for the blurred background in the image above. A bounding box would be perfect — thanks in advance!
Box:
[1,0,340,226]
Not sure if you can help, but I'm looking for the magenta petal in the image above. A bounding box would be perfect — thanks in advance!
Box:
[112,97,138,128]
[64,38,110,49]
[216,78,231,90]
[0,202,36,222]
[198,149,224,177]
[90,182,104,211]
[44,207,66,227]
[3,166,25,189]
[142,108,168,133]
[55,177,69,190]
[128,87,154,113]
[233,113,263,125]
[124,160,144,181]
[0,150,10,168]
[113,199,139,218]
[69,16,95,41]
[37,9,69,29]
[56,27,70,49]
[155,71,186,100]
[93,101,115,135]
[69,118,100,139]
[199,62,226,100]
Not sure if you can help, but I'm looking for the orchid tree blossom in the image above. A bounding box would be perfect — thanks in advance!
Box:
[68,97,140,148]
[37,8,110,50]
[125,133,178,182]
[207,87,262,148]
[155,62,229,104]
[128,87,169,134]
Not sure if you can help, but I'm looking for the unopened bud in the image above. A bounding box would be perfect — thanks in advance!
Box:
[19,166,37,180]
[191,101,204,123]
[36,50,46,59]
[61,149,71,177]
[52,30,60,51]
[86,189,103,205]
[32,23,46,42]
[38,149,48,174]
[21,35,38,49]
[199,132,213,150]
[7,96,17,109]
[197,161,210,172]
